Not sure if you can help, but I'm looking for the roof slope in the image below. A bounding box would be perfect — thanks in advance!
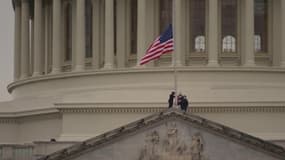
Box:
[39,108,285,160]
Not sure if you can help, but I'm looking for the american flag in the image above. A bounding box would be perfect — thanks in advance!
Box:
[139,24,174,65]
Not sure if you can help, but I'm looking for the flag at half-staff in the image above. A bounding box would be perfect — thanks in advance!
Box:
[139,24,174,65]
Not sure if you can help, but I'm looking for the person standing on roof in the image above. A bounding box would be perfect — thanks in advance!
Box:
[168,91,175,108]
[181,95,189,112]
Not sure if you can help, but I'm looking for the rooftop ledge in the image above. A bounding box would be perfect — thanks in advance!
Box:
[7,66,285,93]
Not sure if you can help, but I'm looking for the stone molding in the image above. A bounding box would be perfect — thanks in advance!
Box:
[0,108,59,118]
[0,102,284,123]
[0,110,60,124]
[7,66,285,93]
[58,106,285,114]
[56,102,285,113]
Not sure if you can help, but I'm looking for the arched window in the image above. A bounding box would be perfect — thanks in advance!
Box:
[254,35,261,52]
[85,0,92,58]
[254,0,268,52]
[222,36,236,52]
[195,36,205,52]
[190,0,206,52]
[64,3,72,61]
[221,0,237,53]
[159,0,172,32]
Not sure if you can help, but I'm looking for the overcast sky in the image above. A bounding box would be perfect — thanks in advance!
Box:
[0,0,13,102]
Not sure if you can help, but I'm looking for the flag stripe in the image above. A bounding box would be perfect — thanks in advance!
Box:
[140,40,174,62]
[139,24,174,65]
[143,41,173,59]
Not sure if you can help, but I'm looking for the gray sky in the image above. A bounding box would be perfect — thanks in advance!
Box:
[0,0,13,102]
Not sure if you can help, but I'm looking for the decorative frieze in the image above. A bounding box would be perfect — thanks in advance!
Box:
[57,106,285,114]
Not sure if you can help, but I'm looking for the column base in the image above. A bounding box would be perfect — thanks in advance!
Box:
[20,74,28,80]
[103,63,114,70]
[134,64,146,68]
[207,60,219,67]
[50,68,61,74]
[32,72,42,77]
[171,60,182,67]
[243,60,255,67]
[73,65,85,72]
[92,63,100,70]
[280,62,285,68]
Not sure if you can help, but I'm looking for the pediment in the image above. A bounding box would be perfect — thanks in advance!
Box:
[40,109,285,160]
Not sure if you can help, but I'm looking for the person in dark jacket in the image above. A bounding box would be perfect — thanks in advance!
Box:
[168,91,175,108]
[181,96,189,112]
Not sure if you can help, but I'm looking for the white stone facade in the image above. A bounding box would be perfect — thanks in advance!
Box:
[1,0,285,159]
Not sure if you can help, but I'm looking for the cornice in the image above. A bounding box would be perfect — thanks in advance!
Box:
[0,144,34,147]
[0,111,60,124]
[58,106,285,114]
[0,101,284,119]
[55,101,285,108]
[0,108,59,118]
[0,101,284,123]
[55,101,285,113]
[7,66,285,93]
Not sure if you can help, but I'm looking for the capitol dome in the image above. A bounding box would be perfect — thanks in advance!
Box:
[1,0,285,159]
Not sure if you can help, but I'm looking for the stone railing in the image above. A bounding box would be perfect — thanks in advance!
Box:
[0,141,77,160]
[0,144,34,160]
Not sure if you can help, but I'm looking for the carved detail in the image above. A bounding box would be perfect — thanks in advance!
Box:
[139,124,207,160]
[190,133,204,160]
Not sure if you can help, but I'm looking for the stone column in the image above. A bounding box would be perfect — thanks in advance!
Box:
[44,4,50,74]
[33,0,43,76]
[173,0,185,66]
[74,0,86,71]
[116,0,127,68]
[30,19,34,75]
[104,0,114,69]
[136,0,146,66]
[243,0,255,66]
[92,0,101,69]
[280,0,285,67]
[208,0,219,66]
[51,0,62,74]
[20,0,30,79]
[14,1,21,80]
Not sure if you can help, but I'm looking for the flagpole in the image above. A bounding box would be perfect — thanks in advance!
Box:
[173,0,178,105]
[174,54,178,105]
